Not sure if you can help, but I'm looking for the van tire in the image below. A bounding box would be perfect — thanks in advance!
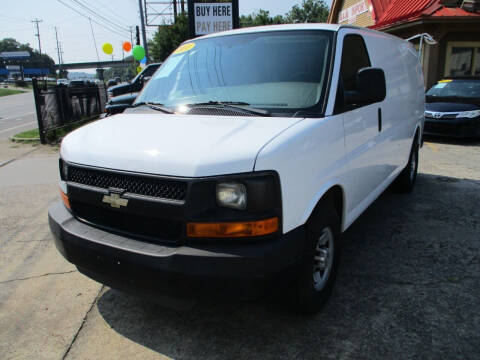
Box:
[293,197,340,314]
[394,138,419,193]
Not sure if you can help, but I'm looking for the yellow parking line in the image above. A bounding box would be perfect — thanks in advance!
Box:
[425,142,438,151]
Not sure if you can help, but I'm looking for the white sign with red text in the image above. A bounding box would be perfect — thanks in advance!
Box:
[339,1,368,24]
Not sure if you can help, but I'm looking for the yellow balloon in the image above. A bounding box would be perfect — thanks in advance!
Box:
[102,43,113,55]
[136,66,142,74]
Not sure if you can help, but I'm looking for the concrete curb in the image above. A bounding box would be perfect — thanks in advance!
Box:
[10,136,40,143]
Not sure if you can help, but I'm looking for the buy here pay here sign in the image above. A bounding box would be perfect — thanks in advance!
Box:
[194,3,233,35]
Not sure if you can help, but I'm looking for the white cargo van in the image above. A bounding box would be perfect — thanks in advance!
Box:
[49,24,424,313]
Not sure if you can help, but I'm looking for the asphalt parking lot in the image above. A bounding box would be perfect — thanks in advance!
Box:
[0,136,479,360]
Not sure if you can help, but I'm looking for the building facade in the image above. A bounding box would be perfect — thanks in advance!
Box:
[327,0,480,88]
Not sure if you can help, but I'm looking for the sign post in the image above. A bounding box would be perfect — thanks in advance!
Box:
[187,0,239,39]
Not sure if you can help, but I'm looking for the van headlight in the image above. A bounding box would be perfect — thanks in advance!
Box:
[456,110,480,118]
[216,182,247,210]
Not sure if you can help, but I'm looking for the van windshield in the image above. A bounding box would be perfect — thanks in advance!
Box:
[134,30,333,115]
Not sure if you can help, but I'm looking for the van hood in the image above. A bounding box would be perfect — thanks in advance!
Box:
[61,113,302,177]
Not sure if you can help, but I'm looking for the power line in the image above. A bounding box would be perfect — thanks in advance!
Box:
[31,18,43,55]
[88,18,100,62]
[56,0,130,38]
[82,0,132,27]
[69,0,130,34]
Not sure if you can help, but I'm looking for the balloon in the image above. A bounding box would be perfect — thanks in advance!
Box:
[139,56,146,64]
[136,66,142,74]
[123,41,132,52]
[133,45,145,61]
[102,43,113,55]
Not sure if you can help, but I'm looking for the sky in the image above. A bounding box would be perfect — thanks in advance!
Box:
[1,0,332,72]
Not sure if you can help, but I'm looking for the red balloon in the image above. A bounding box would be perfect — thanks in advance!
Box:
[123,41,132,52]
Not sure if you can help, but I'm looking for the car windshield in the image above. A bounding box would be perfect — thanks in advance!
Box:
[426,80,480,98]
[134,30,333,115]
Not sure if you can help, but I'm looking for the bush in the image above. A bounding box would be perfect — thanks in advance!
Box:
[15,79,27,87]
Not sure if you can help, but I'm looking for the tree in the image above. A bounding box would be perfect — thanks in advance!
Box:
[285,0,329,23]
[240,10,284,27]
[150,13,189,62]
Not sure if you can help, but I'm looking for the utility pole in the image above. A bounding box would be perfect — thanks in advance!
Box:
[31,18,43,55]
[173,0,177,22]
[54,27,62,77]
[181,0,185,14]
[138,0,149,63]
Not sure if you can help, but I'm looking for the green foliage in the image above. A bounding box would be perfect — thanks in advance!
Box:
[285,0,329,23]
[150,13,189,62]
[240,10,285,27]
[0,88,24,97]
[0,38,56,75]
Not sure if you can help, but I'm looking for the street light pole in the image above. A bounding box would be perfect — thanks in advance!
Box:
[54,27,62,77]
[138,0,149,64]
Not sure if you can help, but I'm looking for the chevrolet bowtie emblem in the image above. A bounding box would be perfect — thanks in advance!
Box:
[102,193,129,208]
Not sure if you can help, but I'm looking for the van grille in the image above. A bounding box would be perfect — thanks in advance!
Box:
[67,166,187,201]
[70,200,183,241]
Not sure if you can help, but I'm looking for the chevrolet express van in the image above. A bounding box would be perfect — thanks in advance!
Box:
[49,24,424,313]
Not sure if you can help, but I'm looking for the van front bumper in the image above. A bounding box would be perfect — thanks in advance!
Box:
[48,202,305,299]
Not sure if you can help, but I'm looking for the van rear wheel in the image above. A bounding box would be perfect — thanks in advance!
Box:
[293,198,340,314]
[394,138,419,193]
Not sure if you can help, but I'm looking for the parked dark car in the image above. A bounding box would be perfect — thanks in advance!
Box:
[104,92,138,116]
[107,63,161,100]
[425,78,480,138]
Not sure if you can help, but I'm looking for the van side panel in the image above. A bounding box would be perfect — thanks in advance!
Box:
[254,115,346,234]
[361,31,424,171]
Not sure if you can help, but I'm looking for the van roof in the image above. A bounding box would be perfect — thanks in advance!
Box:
[196,23,386,40]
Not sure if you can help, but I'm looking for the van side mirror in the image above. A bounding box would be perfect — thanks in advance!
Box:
[344,67,386,106]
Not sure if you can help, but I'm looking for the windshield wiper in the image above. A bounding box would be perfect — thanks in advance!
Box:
[185,101,270,116]
[133,102,174,114]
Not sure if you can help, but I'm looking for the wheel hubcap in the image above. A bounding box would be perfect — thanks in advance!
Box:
[312,227,334,291]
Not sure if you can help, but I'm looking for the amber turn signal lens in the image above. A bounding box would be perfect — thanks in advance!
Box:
[187,217,278,238]
[60,189,71,210]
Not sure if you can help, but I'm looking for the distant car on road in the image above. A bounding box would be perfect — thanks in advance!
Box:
[106,79,118,88]
[104,92,138,116]
[107,63,161,100]
[425,78,480,138]
[57,78,69,86]
[68,80,86,88]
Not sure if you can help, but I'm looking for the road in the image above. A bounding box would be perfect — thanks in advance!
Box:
[0,137,479,359]
[0,91,37,140]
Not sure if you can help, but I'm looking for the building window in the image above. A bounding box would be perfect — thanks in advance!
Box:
[445,42,480,77]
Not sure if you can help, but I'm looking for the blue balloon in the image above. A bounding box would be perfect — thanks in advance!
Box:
[140,56,147,64]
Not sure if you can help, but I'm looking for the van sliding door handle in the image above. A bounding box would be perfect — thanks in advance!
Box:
[378,108,382,132]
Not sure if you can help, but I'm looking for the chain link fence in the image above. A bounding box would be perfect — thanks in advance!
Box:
[32,79,107,144]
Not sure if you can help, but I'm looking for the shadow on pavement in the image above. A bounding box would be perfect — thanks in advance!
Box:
[96,173,480,360]
[424,135,480,146]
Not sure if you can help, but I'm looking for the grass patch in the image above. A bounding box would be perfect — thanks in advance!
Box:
[0,88,24,97]
[14,128,40,139]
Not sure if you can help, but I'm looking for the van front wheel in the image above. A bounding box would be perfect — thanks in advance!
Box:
[293,200,340,314]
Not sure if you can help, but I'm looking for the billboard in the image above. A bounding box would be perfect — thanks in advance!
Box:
[0,51,30,59]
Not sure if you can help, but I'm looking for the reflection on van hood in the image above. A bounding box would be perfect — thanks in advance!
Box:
[61,113,303,177]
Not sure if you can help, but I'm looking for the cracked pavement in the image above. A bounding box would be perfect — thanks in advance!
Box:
[0,136,479,359]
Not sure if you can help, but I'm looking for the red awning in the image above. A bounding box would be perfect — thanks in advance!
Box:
[431,6,480,16]
[370,0,440,29]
